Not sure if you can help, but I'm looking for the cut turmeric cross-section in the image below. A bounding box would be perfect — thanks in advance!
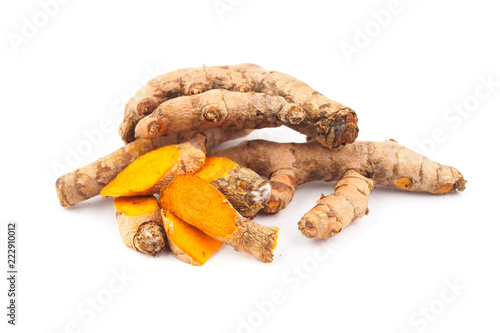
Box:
[103,145,180,197]
[162,209,222,266]
[101,136,206,197]
[160,174,278,263]
[115,195,160,216]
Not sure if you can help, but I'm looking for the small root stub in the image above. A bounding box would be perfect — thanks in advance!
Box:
[203,105,224,122]
[115,196,167,255]
[279,104,305,125]
[133,221,168,256]
[148,122,161,135]
[137,98,157,116]
[298,215,342,239]
[189,87,203,95]
[236,84,251,92]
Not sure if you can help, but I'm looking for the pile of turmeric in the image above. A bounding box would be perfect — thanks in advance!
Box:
[55,63,466,266]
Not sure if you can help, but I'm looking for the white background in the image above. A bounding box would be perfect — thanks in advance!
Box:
[1,1,499,332]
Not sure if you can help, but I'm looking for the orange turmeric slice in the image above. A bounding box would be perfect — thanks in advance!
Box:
[162,209,222,266]
[195,157,238,182]
[101,139,205,197]
[114,196,159,216]
[160,174,278,263]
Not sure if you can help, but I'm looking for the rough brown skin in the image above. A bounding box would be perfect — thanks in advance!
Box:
[120,65,254,143]
[232,63,358,148]
[135,89,304,139]
[115,202,167,255]
[122,63,358,148]
[211,139,466,213]
[160,175,278,263]
[194,157,271,218]
[299,170,375,239]
[55,129,251,207]
[229,216,278,263]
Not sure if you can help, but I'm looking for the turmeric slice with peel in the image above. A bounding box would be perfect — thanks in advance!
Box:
[160,175,278,263]
[162,209,222,266]
[195,157,271,217]
[114,196,167,255]
[55,129,251,207]
[101,136,206,197]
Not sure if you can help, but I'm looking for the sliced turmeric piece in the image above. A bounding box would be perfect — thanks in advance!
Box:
[114,196,167,255]
[160,174,278,263]
[195,157,271,217]
[161,209,222,266]
[55,129,251,207]
[101,135,206,197]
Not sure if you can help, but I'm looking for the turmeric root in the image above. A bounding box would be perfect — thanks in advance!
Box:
[56,129,249,207]
[233,63,358,148]
[194,157,271,218]
[161,209,222,266]
[135,89,304,139]
[299,170,375,239]
[212,139,466,213]
[160,175,278,263]
[100,135,206,197]
[114,196,167,255]
[120,65,253,143]
[122,63,358,148]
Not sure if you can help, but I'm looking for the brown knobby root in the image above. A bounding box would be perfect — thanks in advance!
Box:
[299,170,375,239]
[100,134,206,197]
[194,157,271,218]
[135,89,304,139]
[120,65,253,143]
[232,63,359,148]
[212,139,466,213]
[56,129,250,207]
[114,196,167,255]
[160,175,278,263]
[122,63,358,148]
[162,209,222,266]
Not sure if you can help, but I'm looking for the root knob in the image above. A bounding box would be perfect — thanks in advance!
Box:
[236,84,251,92]
[148,122,161,135]
[203,105,223,122]
[279,104,305,125]
[133,221,167,256]
[137,98,157,116]
[190,86,203,95]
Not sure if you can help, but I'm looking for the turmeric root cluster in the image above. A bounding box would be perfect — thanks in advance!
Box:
[55,63,466,266]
